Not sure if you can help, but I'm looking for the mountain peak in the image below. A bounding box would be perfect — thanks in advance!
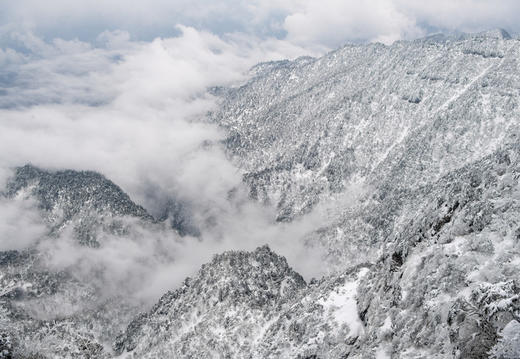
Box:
[7,164,152,219]
[5,164,153,245]
[477,28,511,40]
[114,246,307,356]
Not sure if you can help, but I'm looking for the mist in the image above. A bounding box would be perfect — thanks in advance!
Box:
[0,26,332,310]
[0,195,47,251]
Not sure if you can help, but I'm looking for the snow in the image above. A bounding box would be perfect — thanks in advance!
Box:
[436,63,494,114]
[375,344,391,359]
[317,269,368,338]
[491,320,520,359]
[400,250,426,301]
[380,316,392,333]
[442,236,466,256]
[4,32,520,358]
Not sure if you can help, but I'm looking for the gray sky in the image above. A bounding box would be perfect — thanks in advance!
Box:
[1,0,519,49]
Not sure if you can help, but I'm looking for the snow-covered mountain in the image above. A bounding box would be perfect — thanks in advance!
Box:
[0,166,160,358]
[2,30,520,358]
[5,164,154,245]
[213,29,519,266]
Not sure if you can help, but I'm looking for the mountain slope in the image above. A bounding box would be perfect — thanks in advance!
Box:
[5,164,154,246]
[115,144,520,358]
[213,29,520,269]
[0,166,168,358]
[114,246,306,358]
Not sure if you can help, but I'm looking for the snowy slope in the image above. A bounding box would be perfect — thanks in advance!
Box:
[213,29,520,269]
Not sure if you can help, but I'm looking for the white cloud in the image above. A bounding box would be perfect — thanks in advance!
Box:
[284,0,422,47]
[0,26,326,306]
[395,0,520,34]
[0,195,47,251]
[2,0,519,51]
[36,201,328,304]
[283,0,520,48]
[0,26,312,208]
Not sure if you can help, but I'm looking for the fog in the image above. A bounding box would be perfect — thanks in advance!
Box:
[0,195,47,251]
[0,26,331,308]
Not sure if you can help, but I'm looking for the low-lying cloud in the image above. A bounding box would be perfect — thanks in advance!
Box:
[0,26,329,309]
[35,201,330,305]
[0,25,310,205]
[0,195,47,251]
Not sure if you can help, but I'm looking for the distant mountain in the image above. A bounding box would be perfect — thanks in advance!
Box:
[5,164,154,246]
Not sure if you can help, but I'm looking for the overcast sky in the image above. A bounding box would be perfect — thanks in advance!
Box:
[1,0,520,50]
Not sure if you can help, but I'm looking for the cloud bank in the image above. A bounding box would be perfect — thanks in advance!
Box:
[0,25,328,307]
